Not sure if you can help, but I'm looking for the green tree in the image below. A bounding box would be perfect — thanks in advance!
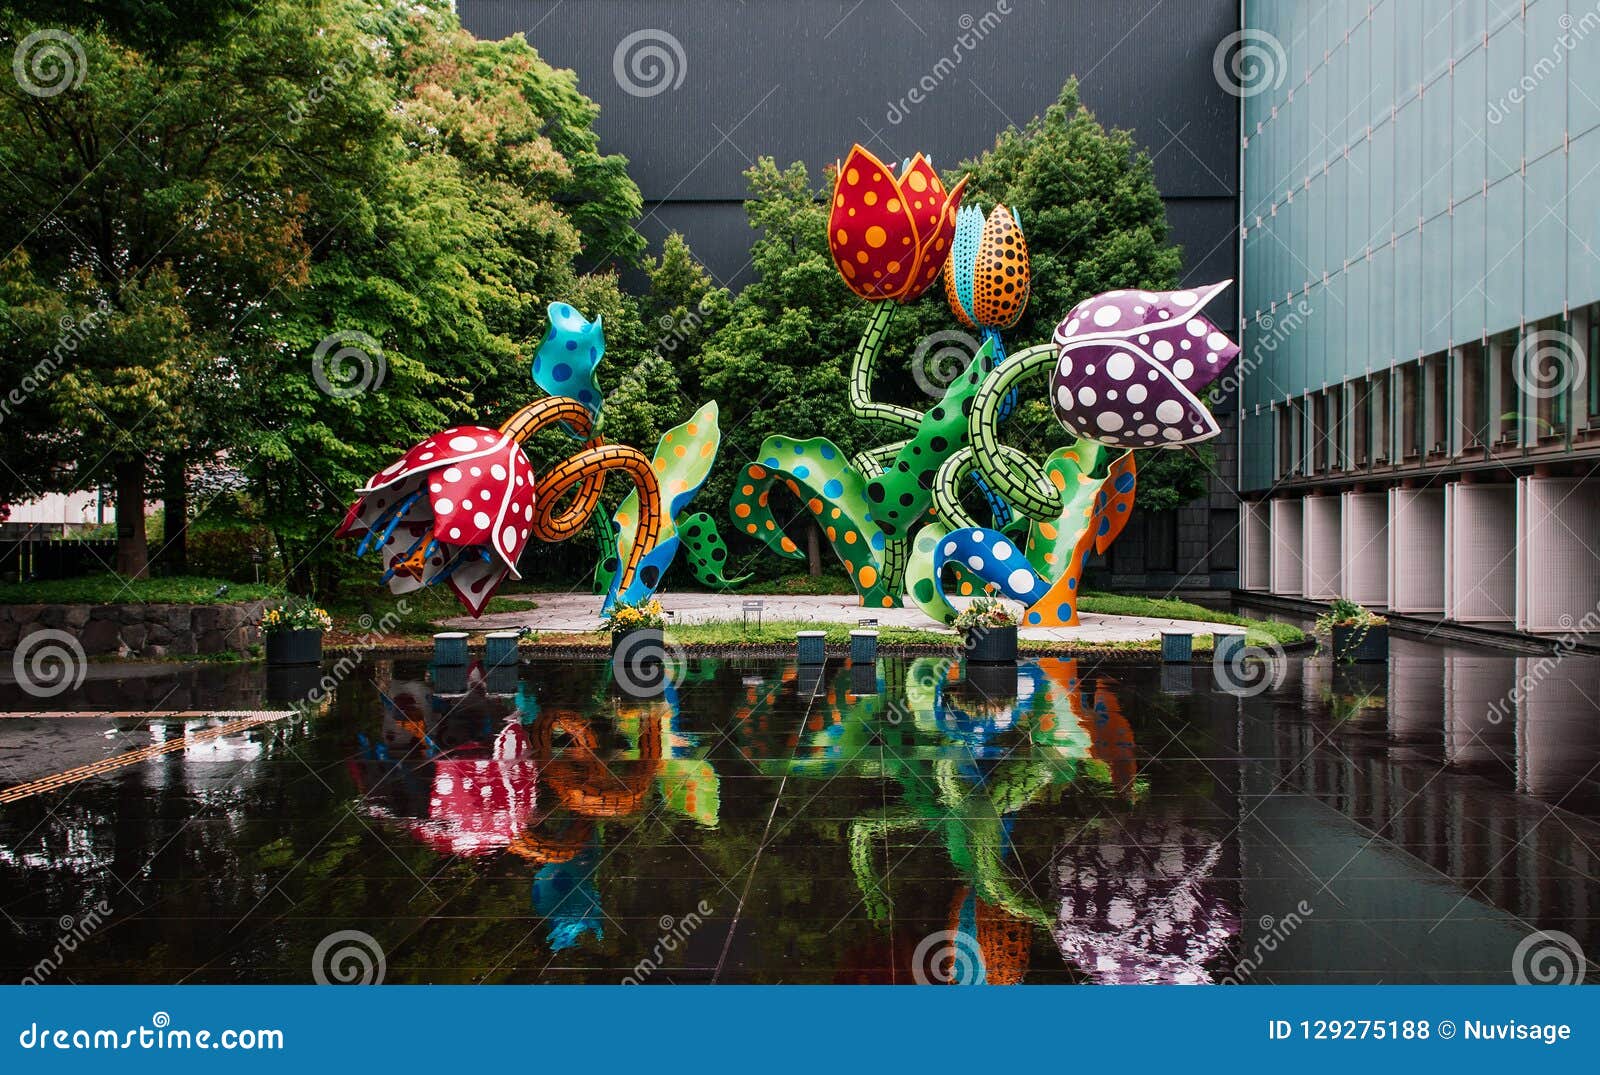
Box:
[0,2,391,575]
[235,2,652,593]
[0,1,259,55]
[0,0,653,591]
[693,159,960,577]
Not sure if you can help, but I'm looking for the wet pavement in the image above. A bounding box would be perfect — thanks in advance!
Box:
[0,637,1597,984]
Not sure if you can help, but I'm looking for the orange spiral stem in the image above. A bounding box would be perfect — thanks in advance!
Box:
[497,396,594,443]
[494,397,663,595]
[532,443,661,595]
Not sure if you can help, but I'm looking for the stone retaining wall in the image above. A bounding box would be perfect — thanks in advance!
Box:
[0,600,268,658]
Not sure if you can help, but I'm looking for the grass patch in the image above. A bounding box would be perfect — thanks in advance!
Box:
[0,573,277,605]
[509,620,959,650]
[734,573,856,596]
[1078,592,1304,647]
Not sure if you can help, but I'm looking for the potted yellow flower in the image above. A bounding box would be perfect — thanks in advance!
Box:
[602,597,666,653]
[261,600,332,666]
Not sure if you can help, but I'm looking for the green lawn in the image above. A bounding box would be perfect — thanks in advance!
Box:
[0,573,277,605]
[510,597,1302,654]
[1077,592,1305,647]
[2,571,1301,655]
[338,586,1302,652]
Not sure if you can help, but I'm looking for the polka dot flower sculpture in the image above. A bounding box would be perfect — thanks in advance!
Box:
[342,304,734,616]
[729,143,1242,627]
[827,144,967,303]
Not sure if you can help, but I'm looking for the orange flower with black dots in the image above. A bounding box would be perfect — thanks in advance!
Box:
[828,144,968,302]
[944,204,1030,331]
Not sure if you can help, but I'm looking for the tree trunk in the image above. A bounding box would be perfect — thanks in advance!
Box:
[114,458,148,578]
[161,454,188,576]
[806,521,822,578]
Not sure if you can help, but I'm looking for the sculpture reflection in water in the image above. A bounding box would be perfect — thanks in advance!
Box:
[353,656,1236,983]
[350,659,722,953]
[733,656,1238,984]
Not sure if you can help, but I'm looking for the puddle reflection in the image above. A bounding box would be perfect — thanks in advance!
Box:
[1,642,1597,984]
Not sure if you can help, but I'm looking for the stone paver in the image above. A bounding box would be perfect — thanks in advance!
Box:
[440,592,1244,643]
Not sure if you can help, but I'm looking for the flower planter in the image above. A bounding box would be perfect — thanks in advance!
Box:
[1332,623,1388,663]
[611,626,664,655]
[264,628,323,667]
[611,627,667,697]
[962,625,1017,664]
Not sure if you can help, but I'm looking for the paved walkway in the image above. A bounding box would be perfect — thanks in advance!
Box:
[441,592,1243,643]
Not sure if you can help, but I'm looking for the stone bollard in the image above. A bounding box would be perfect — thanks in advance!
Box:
[1160,631,1193,664]
[796,630,827,665]
[433,631,469,666]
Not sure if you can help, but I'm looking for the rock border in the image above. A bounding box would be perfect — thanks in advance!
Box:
[0,600,268,659]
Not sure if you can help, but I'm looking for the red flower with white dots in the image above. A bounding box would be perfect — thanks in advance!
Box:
[337,426,538,615]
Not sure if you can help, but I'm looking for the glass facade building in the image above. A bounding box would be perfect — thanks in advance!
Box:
[1237,0,1600,632]
[1240,0,1600,489]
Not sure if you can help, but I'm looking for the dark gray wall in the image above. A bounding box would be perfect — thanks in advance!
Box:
[458,0,1239,328]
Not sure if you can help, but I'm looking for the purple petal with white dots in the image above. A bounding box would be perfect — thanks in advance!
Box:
[1048,281,1238,450]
